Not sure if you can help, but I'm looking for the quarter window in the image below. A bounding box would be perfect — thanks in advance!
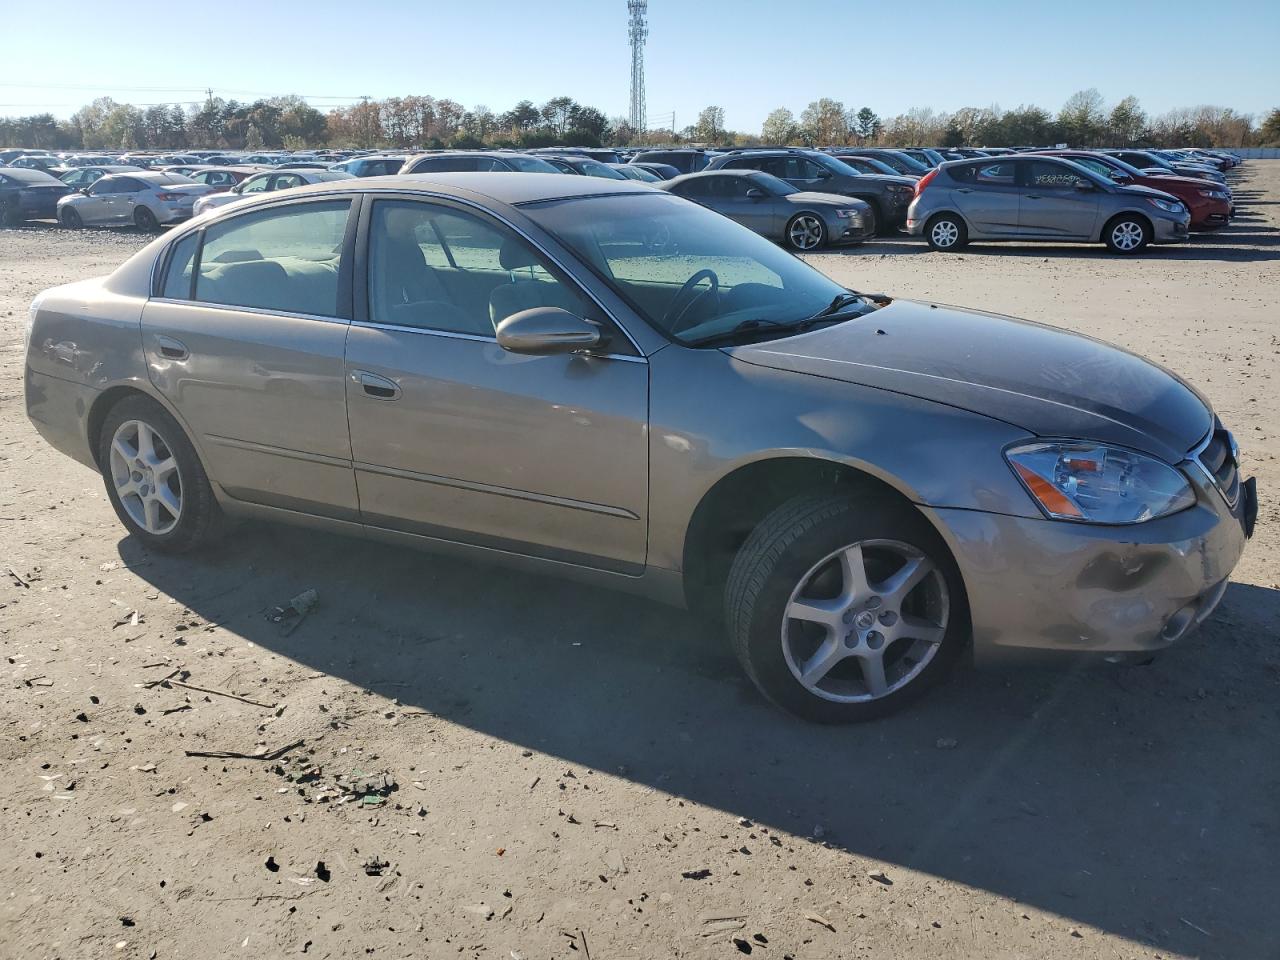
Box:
[366,200,588,338]
[160,232,199,299]
[194,200,351,317]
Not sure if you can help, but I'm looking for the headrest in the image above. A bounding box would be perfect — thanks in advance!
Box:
[499,237,539,271]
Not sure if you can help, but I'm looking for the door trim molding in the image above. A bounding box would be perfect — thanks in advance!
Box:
[354,460,641,520]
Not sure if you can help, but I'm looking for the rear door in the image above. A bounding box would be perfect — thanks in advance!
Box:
[343,196,649,572]
[947,160,1022,236]
[140,197,359,519]
[1018,160,1102,239]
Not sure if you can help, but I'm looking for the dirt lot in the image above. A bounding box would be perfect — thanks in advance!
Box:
[1,164,1277,960]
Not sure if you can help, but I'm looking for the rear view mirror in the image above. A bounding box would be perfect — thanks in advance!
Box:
[496,307,604,355]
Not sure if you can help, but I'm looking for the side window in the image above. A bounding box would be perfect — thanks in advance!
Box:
[1024,161,1087,190]
[114,178,146,193]
[194,200,351,317]
[798,159,826,179]
[366,200,589,338]
[674,178,709,198]
[240,175,271,194]
[974,162,1016,185]
[159,232,199,300]
[89,178,119,195]
[272,174,304,189]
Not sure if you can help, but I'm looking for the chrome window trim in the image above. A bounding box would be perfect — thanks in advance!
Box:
[1187,426,1240,508]
[148,296,350,326]
[348,318,646,363]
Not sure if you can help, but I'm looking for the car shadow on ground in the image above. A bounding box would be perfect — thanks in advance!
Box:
[120,520,1279,959]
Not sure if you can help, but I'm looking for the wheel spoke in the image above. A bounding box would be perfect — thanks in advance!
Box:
[899,614,946,646]
[799,636,846,686]
[152,456,178,485]
[878,554,932,605]
[838,545,872,602]
[136,422,157,462]
[112,437,137,464]
[858,651,889,698]
[155,485,182,519]
[143,496,163,533]
[787,596,845,629]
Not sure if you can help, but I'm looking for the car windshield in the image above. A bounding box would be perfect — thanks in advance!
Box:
[504,155,560,173]
[524,191,864,346]
[749,172,798,196]
[812,154,862,177]
[576,159,627,179]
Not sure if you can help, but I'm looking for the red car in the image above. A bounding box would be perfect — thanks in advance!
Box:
[1030,150,1230,231]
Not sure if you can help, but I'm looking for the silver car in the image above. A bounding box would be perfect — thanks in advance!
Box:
[24,174,1256,722]
[58,171,215,230]
[908,156,1191,253]
[191,168,353,217]
[661,170,874,250]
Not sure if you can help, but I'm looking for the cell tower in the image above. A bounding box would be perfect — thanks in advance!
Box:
[628,0,648,134]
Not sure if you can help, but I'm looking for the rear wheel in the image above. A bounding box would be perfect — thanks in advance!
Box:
[98,395,219,553]
[1,199,21,227]
[134,206,159,231]
[786,214,826,251]
[60,207,83,229]
[725,494,967,723]
[1103,215,1149,254]
[925,213,967,251]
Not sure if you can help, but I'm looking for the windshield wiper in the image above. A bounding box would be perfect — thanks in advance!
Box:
[807,291,865,321]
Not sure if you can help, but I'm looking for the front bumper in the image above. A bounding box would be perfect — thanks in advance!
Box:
[927,464,1253,655]
[1152,212,1191,243]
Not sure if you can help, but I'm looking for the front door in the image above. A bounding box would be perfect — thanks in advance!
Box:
[343,197,649,572]
[708,175,777,234]
[949,160,1022,236]
[141,197,359,519]
[1017,160,1102,239]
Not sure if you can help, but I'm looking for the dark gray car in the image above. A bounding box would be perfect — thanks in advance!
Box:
[706,149,916,234]
[23,173,1255,723]
[400,152,560,175]
[908,156,1191,253]
[662,170,873,250]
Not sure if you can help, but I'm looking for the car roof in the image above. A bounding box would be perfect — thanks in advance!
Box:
[224,172,653,208]
[1,167,63,182]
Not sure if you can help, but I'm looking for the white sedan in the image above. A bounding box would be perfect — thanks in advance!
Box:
[191,168,354,217]
[58,171,214,230]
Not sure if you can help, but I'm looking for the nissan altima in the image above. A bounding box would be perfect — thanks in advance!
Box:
[24,174,1256,722]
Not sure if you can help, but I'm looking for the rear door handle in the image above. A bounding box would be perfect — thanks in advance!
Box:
[351,369,401,401]
[156,335,189,360]
[1025,194,1042,200]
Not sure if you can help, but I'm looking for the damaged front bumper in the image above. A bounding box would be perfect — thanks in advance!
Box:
[926,463,1253,657]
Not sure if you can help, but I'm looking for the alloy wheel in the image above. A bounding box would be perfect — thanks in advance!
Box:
[1111,220,1144,251]
[781,539,949,702]
[789,215,824,250]
[108,420,182,535]
[930,219,960,248]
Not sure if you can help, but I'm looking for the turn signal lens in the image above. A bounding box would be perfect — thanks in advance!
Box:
[1006,442,1196,524]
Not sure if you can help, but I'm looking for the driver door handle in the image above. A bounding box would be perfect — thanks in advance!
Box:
[351,369,401,401]
[955,188,973,194]
[156,335,189,361]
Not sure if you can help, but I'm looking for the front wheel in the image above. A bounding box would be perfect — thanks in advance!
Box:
[60,207,83,229]
[725,495,967,722]
[98,395,219,553]
[134,206,159,231]
[1103,215,1149,254]
[786,214,826,251]
[925,213,967,251]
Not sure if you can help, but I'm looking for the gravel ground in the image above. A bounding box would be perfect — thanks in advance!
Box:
[1,164,1277,960]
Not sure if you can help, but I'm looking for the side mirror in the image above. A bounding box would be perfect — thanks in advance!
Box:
[815,169,832,180]
[79,187,90,195]
[496,307,604,355]
[1074,179,1095,191]
[745,187,765,200]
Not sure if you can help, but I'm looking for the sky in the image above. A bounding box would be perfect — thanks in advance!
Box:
[3,0,1278,130]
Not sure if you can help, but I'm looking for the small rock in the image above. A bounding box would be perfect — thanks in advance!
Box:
[868,870,892,885]
[681,868,712,880]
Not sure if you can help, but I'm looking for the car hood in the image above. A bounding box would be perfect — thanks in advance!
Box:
[724,299,1211,464]
[786,191,865,207]
[1113,183,1181,202]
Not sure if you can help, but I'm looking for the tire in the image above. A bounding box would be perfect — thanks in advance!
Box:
[1103,214,1149,254]
[786,213,826,251]
[725,494,967,723]
[924,213,967,251]
[134,206,159,231]
[97,395,219,554]
[60,207,83,229]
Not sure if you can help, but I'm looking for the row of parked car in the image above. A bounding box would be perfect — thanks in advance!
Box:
[0,143,1241,255]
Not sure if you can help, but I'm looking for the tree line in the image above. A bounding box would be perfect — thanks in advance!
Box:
[2,88,1277,151]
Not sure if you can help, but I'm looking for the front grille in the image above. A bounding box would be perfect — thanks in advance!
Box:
[1194,424,1240,506]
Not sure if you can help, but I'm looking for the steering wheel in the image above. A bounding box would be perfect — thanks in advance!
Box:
[665,269,720,334]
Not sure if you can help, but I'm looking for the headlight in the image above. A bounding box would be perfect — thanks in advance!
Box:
[1148,197,1184,214]
[1005,442,1195,524]
[24,290,47,356]
[836,208,863,218]
[1199,189,1227,199]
